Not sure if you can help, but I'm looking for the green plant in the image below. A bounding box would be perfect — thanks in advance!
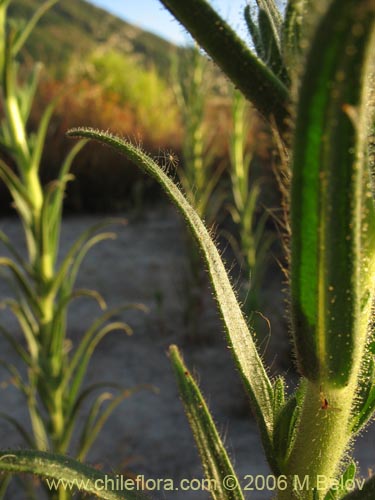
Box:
[172,44,223,222]
[79,47,179,142]
[63,0,375,499]
[0,1,375,500]
[171,44,225,338]
[226,87,273,318]
[0,1,144,497]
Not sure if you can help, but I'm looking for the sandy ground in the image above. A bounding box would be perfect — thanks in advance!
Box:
[0,205,374,499]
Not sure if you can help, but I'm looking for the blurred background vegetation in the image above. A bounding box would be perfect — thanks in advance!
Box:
[0,0,288,345]
[1,0,277,216]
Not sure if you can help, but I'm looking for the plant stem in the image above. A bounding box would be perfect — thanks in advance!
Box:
[24,168,43,215]
[278,381,355,500]
[159,0,289,134]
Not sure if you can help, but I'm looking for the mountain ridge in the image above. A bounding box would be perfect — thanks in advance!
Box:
[9,0,180,76]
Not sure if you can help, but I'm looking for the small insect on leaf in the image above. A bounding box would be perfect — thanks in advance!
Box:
[319,386,341,412]
[155,149,179,174]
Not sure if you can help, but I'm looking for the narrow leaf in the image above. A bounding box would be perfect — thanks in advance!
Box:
[1,299,38,360]
[258,8,289,84]
[158,0,289,134]
[324,461,356,500]
[0,258,41,317]
[0,413,35,447]
[341,475,375,500]
[282,0,306,74]
[256,0,283,33]
[29,97,57,174]
[51,219,125,297]
[244,5,265,59]
[60,381,124,453]
[49,288,107,357]
[77,388,139,461]
[48,139,88,259]
[290,0,375,385]
[350,384,375,435]
[272,380,306,471]
[0,159,33,213]
[0,229,29,270]
[0,450,143,499]
[0,323,31,365]
[169,345,244,500]
[19,62,42,124]
[67,127,277,472]
[272,376,286,419]
[11,0,58,56]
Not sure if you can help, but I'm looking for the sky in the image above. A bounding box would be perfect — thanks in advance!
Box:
[87,0,251,46]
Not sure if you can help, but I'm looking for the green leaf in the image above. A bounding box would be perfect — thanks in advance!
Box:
[60,381,125,452]
[0,299,38,361]
[158,0,289,134]
[62,304,144,390]
[256,0,283,34]
[272,376,286,419]
[63,303,146,418]
[244,5,264,60]
[0,323,31,365]
[324,461,356,500]
[258,8,289,84]
[0,159,33,223]
[0,474,11,499]
[0,413,35,447]
[67,127,277,473]
[2,30,30,166]
[350,385,375,435]
[51,219,124,298]
[169,345,244,500]
[341,475,375,500]
[272,381,305,471]
[18,62,42,124]
[290,0,375,386]
[63,232,116,294]
[77,387,140,461]
[0,450,144,499]
[0,359,27,394]
[0,258,41,317]
[29,97,57,175]
[282,0,306,74]
[0,229,29,270]
[67,322,131,407]
[49,288,107,357]
[11,0,58,56]
[27,394,50,451]
[48,139,88,260]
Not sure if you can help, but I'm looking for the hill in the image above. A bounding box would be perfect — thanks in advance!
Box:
[9,0,181,76]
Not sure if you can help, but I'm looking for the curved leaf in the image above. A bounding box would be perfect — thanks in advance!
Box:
[324,461,356,500]
[0,259,42,318]
[244,5,264,60]
[158,0,289,134]
[51,219,125,297]
[0,323,31,365]
[169,345,244,500]
[0,412,35,447]
[290,0,375,385]
[11,0,58,56]
[67,127,277,472]
[0,450,144,499]
[77,387,141,461]
[0,229,29,270]
[49,288,106,356]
